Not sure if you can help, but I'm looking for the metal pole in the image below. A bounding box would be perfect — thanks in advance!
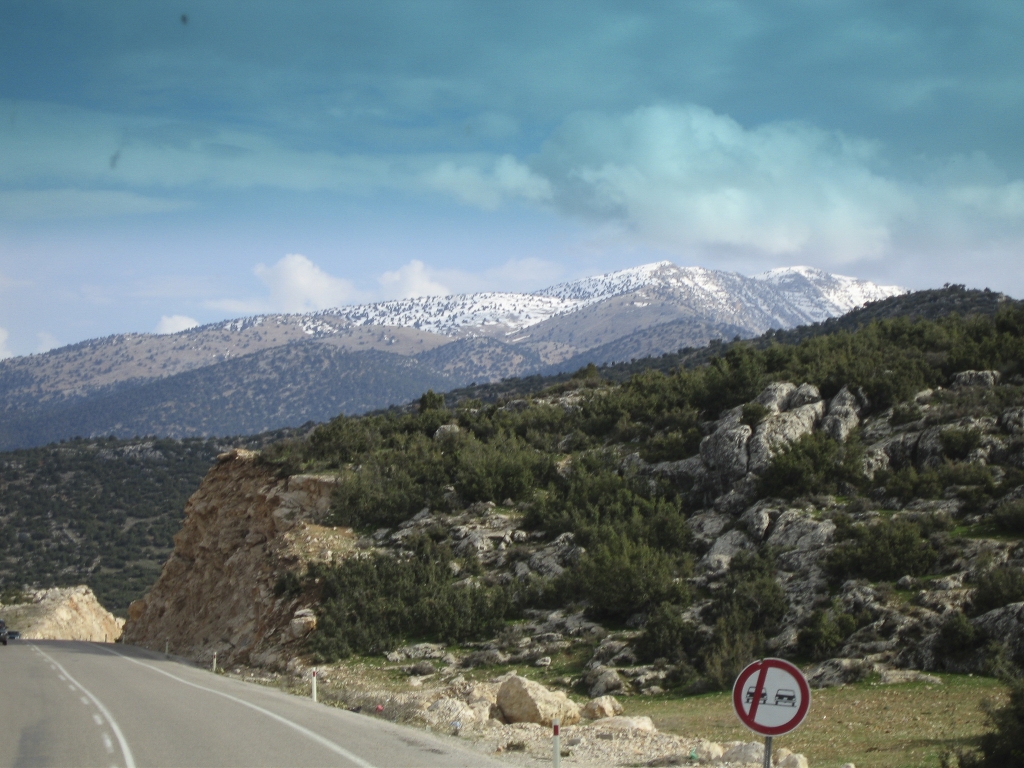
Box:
[212,652,217,673]
[763,735,772,768]
[552,718,560,768]
[312,670,318,703]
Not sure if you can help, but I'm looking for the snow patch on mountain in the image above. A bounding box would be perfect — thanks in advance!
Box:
[261,261,904,338]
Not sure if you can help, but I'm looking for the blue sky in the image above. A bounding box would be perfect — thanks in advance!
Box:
[2,1,1023,356]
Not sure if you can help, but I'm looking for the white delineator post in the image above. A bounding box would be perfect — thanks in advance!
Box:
[212,652,217,673]
[165,640,169,658]
[312,670,318,703]
[552,718,560,768]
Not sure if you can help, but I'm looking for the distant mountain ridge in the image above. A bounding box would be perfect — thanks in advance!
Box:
[0,261,904,448]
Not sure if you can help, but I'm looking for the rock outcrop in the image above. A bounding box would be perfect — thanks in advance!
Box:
[495,674,581,726]
[122,449,348,668]
[0,586,123,641]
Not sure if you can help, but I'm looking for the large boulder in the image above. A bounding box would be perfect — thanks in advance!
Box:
[790,383,822,408]
[686,511,731,548]
[952,370,1001,389]
[496,675,581,726]
[823,386,861,443]
[972,602,1024,662]
[721,742,765,764]
[748,402,824,474]
[1001,407,1024,436]
[765,510,835,552]
[701,529,753,571]
[805,658,871,688]
[585,666,625,697]
[700,424,752,481]
[755,382,797,413]
[423,697,477,728]
[582,695,624,719]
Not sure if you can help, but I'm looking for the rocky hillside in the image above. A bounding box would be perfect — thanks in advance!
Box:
[0,262,901,450]
[0,585,123,641]
[0,426,311,612]
[121,303,1024,717]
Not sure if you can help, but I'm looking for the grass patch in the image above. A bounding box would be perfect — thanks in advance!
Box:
[624,674,1006,768]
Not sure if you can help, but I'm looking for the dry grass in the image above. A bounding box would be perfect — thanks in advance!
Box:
[624,674,1006,768]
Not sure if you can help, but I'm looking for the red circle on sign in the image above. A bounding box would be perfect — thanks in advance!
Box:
[732,658,811,736]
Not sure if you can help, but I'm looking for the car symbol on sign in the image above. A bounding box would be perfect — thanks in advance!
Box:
[774,688,797,706]
[745,686,767,704]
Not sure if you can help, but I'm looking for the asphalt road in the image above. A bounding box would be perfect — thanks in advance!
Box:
[0,640,504,767]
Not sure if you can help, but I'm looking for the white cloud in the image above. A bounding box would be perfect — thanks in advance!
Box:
[155,315,199,334]
[0,327,12,359]
[255,254,357,312]
[209,254,358,315]
[423,155,552,210]
[36,332,59,352]
[535,104,913,265]
[379,260,451,298]
[377,257,563,299]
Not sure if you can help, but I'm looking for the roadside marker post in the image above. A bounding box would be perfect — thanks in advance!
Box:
[212,652,217,673]
[731,658,811,768]
[165,640,169,658]
[312,670,318,703]
[552,718,560,768]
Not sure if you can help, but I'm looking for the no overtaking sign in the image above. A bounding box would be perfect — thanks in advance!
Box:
[732,658,810,737]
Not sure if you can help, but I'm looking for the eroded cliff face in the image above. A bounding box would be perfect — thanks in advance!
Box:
[0,586,123,641]
[122,449,351,669]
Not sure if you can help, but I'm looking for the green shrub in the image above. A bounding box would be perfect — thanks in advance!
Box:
[635,602,701,665]
[890,402,923,425]
[741,402,771,428]
[971,676,1024,767]
[273,571,303,598]
[418,389,446,411]
[306,540,518,661]
[883,466,943,503]
[759,432,865,499]
[995,500,1024,535]
[560,530,690,623]
[941,428,983,461]
[971,567,1024,616]
[824,518,938,583]
[797,609,858,661]
[935,611,985,660]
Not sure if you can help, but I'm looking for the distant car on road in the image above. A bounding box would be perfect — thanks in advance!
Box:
[0,620,7,646]
[6,630,19,640]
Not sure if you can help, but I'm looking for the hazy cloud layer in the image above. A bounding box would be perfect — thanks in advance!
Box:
[535,105,914,265]
[3,2,1024,356]
[0,327,12,360]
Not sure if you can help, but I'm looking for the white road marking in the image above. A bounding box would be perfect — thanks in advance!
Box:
[32,645,136,768]
[50,664,57,670]
[81,696,90,705]
[68,684,77,691]
[58,674,66,681]
[94,713,104,726]
[99,646,376,768]
[102,733,115,753]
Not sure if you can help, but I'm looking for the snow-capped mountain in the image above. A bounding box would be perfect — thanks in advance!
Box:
[305,262,903,338]
[0,260,908,449]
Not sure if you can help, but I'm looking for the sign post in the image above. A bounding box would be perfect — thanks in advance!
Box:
[732,658,810,768]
